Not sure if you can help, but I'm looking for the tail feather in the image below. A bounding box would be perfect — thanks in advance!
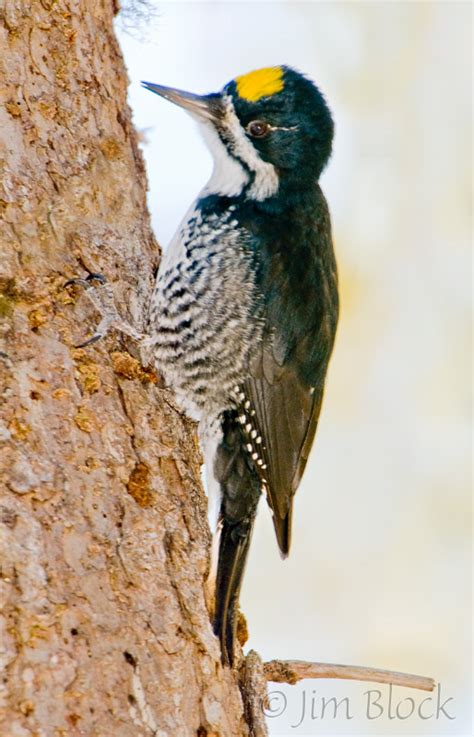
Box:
[210,409,261,665]
[212,517,254,665]
[272,505,292,558]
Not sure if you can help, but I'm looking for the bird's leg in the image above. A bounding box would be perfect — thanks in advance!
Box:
[64,273,148,349]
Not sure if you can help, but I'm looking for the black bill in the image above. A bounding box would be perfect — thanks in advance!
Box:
[141,81,225,123]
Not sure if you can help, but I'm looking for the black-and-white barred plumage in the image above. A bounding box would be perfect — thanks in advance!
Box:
[141,65,339,665]
[149,206,264,422]
[69,65,338,667]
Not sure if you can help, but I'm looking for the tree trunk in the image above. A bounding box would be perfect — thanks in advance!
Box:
[0,1,266,734]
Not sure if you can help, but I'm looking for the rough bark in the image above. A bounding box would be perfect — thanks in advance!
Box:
[0,1,266,734]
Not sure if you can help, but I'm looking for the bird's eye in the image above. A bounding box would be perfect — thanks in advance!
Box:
[246,120,270,138]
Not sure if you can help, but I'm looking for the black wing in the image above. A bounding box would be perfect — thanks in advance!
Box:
[212,187,338,662]
[240,328,330,555]
[241,188,339,555]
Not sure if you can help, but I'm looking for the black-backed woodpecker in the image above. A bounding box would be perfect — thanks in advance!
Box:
[143,66,339,665]
[143,66,338,664]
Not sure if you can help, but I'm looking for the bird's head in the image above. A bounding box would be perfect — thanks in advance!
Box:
[142,65,334,203]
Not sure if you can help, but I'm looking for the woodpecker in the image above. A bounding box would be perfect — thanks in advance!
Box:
[139,66,339,664]
[76,66,331,667]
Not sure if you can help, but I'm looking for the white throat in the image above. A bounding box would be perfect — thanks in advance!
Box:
[199,97,279,201]
[200,123,250,198]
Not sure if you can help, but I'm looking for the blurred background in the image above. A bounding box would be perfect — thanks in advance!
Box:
[116,2,471,735]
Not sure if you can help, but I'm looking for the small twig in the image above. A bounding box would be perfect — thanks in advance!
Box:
[263,660,435,692]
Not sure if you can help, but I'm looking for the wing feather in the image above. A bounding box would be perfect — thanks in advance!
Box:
[243,351,323,555]
[235,185,339,556]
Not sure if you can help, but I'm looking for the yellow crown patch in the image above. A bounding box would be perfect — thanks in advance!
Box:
[235,66,284,102]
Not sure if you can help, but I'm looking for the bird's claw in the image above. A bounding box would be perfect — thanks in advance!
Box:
[64,272,145,349]
[64,272,111,348]
[64,273,107,290]
[75,332,105,349]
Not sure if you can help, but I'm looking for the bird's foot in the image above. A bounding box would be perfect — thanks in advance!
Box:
[64,273,147,348]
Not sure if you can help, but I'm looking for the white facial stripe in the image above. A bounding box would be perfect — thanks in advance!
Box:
[222,95,279,201]
[198,96,279,201]
[271,124,298,132]
[200,123,250,198]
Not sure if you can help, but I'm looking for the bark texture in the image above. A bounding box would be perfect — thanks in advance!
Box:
[0,1,265,734]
